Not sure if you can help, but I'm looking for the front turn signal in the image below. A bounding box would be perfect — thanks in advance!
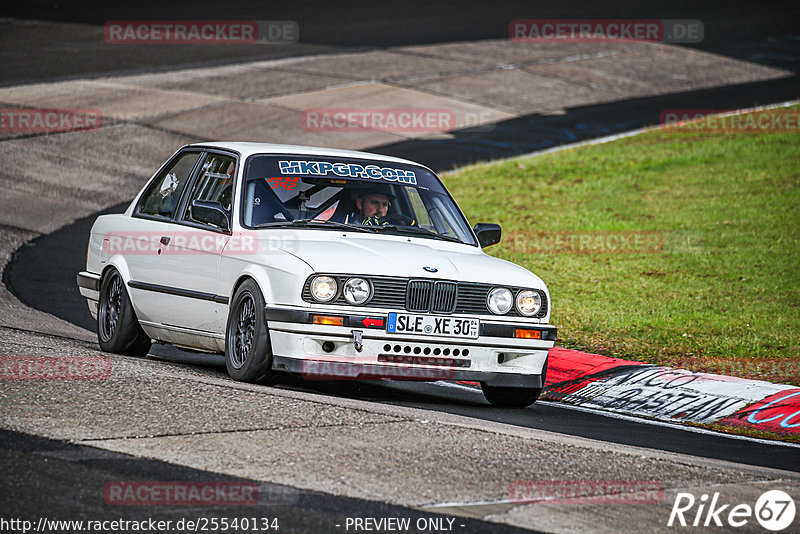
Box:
[313,315,344,326]
[514,329,542,339]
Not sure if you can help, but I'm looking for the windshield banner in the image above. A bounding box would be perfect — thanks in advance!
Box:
[278,160,417,185]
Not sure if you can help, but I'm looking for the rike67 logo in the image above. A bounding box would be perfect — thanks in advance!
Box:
[668,490,795,531]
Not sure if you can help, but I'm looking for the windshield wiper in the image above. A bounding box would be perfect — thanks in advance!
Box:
[253,219,465,242]
[371,224,464,243]
[252,219,375,233]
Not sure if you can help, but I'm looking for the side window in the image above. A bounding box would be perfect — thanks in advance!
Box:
[183,153,237,226]
[137,152,200,219]
[405,186,433,228]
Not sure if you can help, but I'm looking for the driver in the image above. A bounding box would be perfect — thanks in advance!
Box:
[344,185,394,226]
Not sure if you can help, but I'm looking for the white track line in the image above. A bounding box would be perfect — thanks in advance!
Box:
[433,381,800,449]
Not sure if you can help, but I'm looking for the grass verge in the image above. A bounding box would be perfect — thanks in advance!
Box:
[445,105,800,385]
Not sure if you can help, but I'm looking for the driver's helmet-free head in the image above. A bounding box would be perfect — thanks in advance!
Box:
[355,183,396,201]
[345,184,396,226]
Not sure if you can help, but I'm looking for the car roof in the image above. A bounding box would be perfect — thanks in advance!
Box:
[187,141,430,170]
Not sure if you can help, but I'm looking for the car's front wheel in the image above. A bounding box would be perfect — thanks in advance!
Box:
[97,268,151,356]
[480,383,542,408]
[225,279,278,384]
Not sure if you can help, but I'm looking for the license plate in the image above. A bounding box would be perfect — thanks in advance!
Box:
[386,313,479,339]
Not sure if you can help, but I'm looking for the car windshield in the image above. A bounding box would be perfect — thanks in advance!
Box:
[240,154,477,246]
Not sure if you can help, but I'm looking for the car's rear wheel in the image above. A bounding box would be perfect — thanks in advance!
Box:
[225,279,278,384]
[97,268,151,356]
[480,383,542,408]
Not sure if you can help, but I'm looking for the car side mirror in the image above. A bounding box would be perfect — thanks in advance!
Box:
[473,223,502,248]
[190,200,230,231]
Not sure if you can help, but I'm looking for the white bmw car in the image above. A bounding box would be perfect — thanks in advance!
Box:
[77,142,556,407]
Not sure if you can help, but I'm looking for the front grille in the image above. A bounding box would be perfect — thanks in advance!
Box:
[453,283,490,315]
[405,280,457,313]
[406,280,433,312]
[431,281,457,313]
[369,278,407,308]
[302,275,547,318]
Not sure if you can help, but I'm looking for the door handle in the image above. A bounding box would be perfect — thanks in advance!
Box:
[160,236,170,246]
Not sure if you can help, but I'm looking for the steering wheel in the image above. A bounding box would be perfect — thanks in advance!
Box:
[379,214,416,226]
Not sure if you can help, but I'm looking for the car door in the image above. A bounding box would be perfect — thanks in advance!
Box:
[122,149,202,324]
[151,150,238,341]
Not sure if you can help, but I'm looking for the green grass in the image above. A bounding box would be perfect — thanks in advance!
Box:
[445,106,800,384]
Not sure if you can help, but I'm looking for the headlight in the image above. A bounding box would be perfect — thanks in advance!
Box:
[343,277,371,305]
[487,287,513,314]
[516,289,542,316]
[310,275,337,302]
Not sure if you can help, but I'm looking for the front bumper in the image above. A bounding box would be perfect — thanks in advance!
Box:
[266,306,555,387]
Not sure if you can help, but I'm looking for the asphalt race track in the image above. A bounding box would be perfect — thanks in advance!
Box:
[3,0,799,84]
[2,1,800,532]
[6,165,800,474]
[1,429,540,534]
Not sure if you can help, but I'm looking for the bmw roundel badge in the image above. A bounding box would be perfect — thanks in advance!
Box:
[423,266,438,273]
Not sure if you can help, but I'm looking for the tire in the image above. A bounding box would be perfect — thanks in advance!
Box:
[480,383,542,408]
[97,269,151,357]
[225,279,278,384]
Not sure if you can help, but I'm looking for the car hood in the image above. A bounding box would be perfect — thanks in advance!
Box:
[270,233,546,289]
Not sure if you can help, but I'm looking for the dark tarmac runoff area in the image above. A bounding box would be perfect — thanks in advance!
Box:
[2,1,800,533]
[0,430,541,534]
[2,0,799,83]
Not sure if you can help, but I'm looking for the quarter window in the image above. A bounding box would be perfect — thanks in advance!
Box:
[137,152,200,219]
[183,153,237,226]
